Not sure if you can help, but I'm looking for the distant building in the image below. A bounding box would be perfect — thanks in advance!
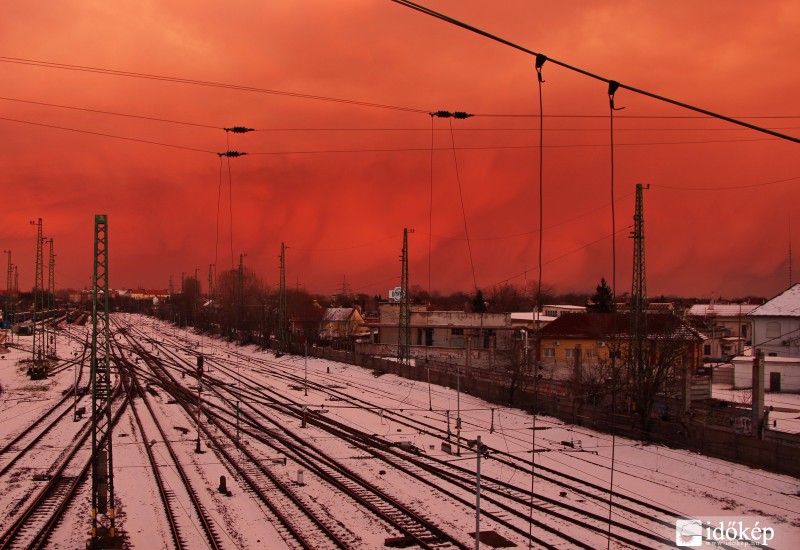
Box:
[127,288,170,300]
[686,302,756,359]
[536,312,703,385]
[319,307,370,341]
[360,302,517,368]
[541,304,586,318]
[510,311,556,330]
[749,284,800,358]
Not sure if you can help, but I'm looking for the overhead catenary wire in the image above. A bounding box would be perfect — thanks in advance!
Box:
[0,56,429,114]
[389,0,800,145]
[529,53,546,549]
[1,115,788,156]
[606,81,621,550]
[446,117,478,290]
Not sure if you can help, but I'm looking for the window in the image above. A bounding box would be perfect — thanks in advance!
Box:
[451,328,464,336]
[543,348,555,358]
[545,310,558,317]
[703,344,711,355]
[585,348,598,359]
[741,324,748,338]
[565,349,576,359]
[483,329,494,349]
[766,321,781,338]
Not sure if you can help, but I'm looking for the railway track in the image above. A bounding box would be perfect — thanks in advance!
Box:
[120,319,473,549]
[0,386,126,550]
[113,343,225,550]
[115,315,766,550]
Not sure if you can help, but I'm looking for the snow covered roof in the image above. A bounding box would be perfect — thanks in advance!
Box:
[510,312,557,323]
[321,307,357,322]
[687,303,758,317]
[538,312,703,341]
[749,284,800,317]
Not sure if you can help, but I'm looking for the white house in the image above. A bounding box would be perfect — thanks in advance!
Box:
[732,355,800,393]
[686,302,757,359]
[749,284,800,359]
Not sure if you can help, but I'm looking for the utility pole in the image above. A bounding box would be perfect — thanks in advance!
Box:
[48,238,56,359]
[238,253,246,340]
[278,242,289,353]
[304,341,308,396]
[194,267,200,324]
[3,250,10,330]
[398,228,411,366]
[196,355,204,453]
[208,264,215,302]
[629,183,649,389]
[89,214,119,548]
[456,365,462,456]
[475,435,484,550]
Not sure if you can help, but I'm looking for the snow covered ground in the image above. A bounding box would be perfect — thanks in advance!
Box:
[712,383,800,435]
[2,318,799,548]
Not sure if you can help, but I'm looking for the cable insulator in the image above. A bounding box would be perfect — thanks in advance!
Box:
[217,151,247,157]
[224,126,255,133]
[535,53,547,83]
[608,80,624,110]
[453,112,473,119]
[432,110,452,118]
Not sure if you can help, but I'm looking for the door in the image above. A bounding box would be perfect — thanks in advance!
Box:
[769,372,781,392]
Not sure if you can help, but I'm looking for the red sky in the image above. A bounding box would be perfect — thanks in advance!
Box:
[1,1,798,300]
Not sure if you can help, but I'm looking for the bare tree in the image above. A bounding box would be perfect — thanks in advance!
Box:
[623,314,700,436]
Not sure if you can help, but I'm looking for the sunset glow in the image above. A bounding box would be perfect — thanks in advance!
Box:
[2,1,798,299]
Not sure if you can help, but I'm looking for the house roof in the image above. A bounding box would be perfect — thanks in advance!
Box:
[750,284,800,317]
[538,312,702,341]
[321,307,358,322]
[686,303,758,317]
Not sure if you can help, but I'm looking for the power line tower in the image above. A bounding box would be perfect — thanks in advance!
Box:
[339,275,350,300]
[89,214,119,548]
[47,238,57,359]
[398,228,411,366]
[278,242,289,352]
[629,184,649,380]
[29,218,47,378]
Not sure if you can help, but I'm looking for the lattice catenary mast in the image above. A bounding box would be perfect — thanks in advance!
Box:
[629,184,649,376]
[278,242,289,352]
[398,228,411,366]
[47,238,56,359]
[30,218,47,377]
[89,214,118,547]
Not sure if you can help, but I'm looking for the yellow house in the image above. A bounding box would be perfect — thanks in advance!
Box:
[537,312,703,382]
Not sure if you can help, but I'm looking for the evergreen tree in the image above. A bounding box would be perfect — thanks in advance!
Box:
[587,278,615,313]
[472,289,487,313]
